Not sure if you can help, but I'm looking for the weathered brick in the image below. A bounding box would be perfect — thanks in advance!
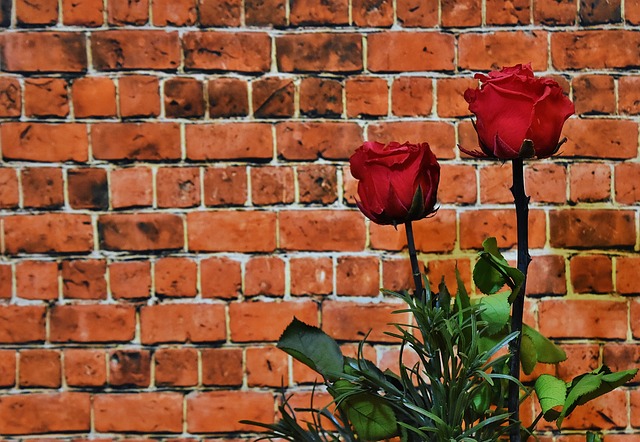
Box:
[0,306,46,343]
[1,122,87,162]
[203,166,247,206]
[0,350,16,387]
[16,0,58,25]
[615,163,640,204]
[4,214,93,254]
[369,210,456,253]
[525,163,567,204]
[164,77,204,118]
[0,265,11,299]
[290,0,348,24]
[353,0,393,26]
[107,0,149,25]
[245,0,286,25]
[109,261,151,299]
[99,213,184,251]
[297,164,338,204]
[368,121,456,159]
[92,123,181,161]
[552,31,640,69]
[63,349,106,387]
[110,167,153,209]
[183,32,271,72]
[322,301,409,342]
[2,32,86,73]
[208,78,249,118]
[617,256,640,295]
[157,167,201,208]
[441,0,481,27]
[154,257,198,297]
[68,168,108,210]
[62,260,107,299]
[202,348,243,386]
[94,393,183,433]
[290,257,333,296]
[459,31,548,71]
[280,210,365,251]
[201,257,242,299]
[19,349,61,388]
[50,305,136,343]
[570,254,613,293]
[187,391,275,432]
[561,119,637,159]
[550,209,635,249]
[108,349,151,387]
[119,75,160,118]
[152,0,197,25]
[486,0,530,24]
[276,121,362,160]
[276,33,362,73]
[62,0,103,26]
[246,346,289,387]
[21,167,64,209]
[155,348,198,387]
[569,162,611,203]
[579,0,621,24]
[15,260,58,300]
[534,0,576,25]
[573,75,615,115]
[92,30,180,71]
[368,32,454,72]
[0,168,19,208]
[245,256,285,297]
[140,304,226,343]
[186,123,273,160]
[391,76,432,117]
[252,77,295,118]
[187,211,276,252]
[0,77,20,117]
[527,255,567,296]
[24,78,68,117]
[336,256,380,296]
[396,0,437,26]
[229,300,318,341]
[198,0,241,25]
[345,76,388,117]
[251,166,295,205]
[539,299,627,339]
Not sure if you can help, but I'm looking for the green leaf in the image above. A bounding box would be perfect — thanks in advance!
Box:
[345,393,398,440]
[474,253,505,295]
[277,317,344,381]
[534,374,566,421]
[472,237,525,302]
[586,432,603,442]
[478,291,510,335]
[455,267,470,311]
[522,323,567,365]
[437,277,451,313]
[520,333,537,375]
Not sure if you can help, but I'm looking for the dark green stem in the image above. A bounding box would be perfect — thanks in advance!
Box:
[404,221,423,299]
[509,158,531,442]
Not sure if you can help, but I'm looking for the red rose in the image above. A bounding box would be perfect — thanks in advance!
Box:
[349,141,440,226]
[460,63,575,160]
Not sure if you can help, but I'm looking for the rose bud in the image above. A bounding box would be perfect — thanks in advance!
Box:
[349,141,440,226]
[460,63,575,160]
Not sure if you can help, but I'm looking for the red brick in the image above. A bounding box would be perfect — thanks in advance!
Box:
[0,77,20,117]
[368,32,454,72]
[68,168,108,210]
[538,299,627,339]
[276,121,362,160]
[188,211,275,252]
[437,78,476,118]
[573,75,615,115]
[391,76,432,117]
[245,256,285,297]
[1,122,87,162]
[92,122,180,161]
[290,0,347,24]
[157,167,201,208]
[253,76,295,118]
[280,210,365,251]
[486,0,530,24]
[414,209,457,252]
[552,31,640,70]
[322,301,408,342]
[353,0,392,26]
[201,257,242,299]
[208,78,249,118]
[336,256,380,296]
[71,77,117,118]
[186,123,272,160]
[246,346,288,387]
[21,167,64,209]
[343,164,358,204]
[15,260,58,301]
[549,209,635,249]
[562,119,637,159]
[617,256,640,295]
[99,213,184,251]
[619,76,640,115]
[251,166,295,205]
[569,162,611,203]
[526,255,567,296]
[202,348,243,386]
[109,349,151,387]
[24,78,69,117]
[579,0,621,24]
[110,167,153,209]
[245,0,286,25]
[376,123,457,161]
[276,33,362,73]
[140,304,226,343]
[603,344,640,377]
[459,31,548,71]
[164,77,204,118]
[438,164,476,204]
[554,344,600,382]
[62,0,104,26]
[0,306,46,343]
[0,168,18,208]
[2,32,86,73]
[570,254,613,293]
[62,260,107,300]
[425,258,472,293]
[0,265,11,299]
[94,393,182,433]
[441,0,481,26]
[203,166,247,206]
[155,257,197,297]
[187,391,275,432]
[4,214,93,254]
[19,350,61,388]
[198,0,241,25]
[109,261,151,299]
[615,163,640,204]
[345,76,388,117]
[396,0,437,26]
[460,209,519,250]
[0,350,16,387]
[184,32,271,72]
[534,0,576,25]
[634,299,640,339]
[50,305,136,343]
[0,393,90,435]
[16,0,58,24]
[547,391,627,430]
[628,0,640,23]
[92,31,179,71]
[290,257,333,296]
[229,300,318,342]
[153,0,197,25]
[525,163,567,204]
[155,348,198,387]
[63,349,106,387]
[480,163,513,204]
[297,164,338,204]
[119,75,160,118]
[107,0,149,24]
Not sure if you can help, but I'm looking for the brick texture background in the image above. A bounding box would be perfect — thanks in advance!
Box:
[0,0,639,439]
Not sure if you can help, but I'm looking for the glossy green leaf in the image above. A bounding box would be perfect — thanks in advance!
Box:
[522,323,567,365]
[478,291,510,335]
[345,393,398,440]
[520,333,537,375]
[473,237,525,303]
[277,317,344,381]
[534,374,566,421]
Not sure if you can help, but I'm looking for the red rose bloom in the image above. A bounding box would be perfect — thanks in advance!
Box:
[460,63,575,160]
[349,141,440,226]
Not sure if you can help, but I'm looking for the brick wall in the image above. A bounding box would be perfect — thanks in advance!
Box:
[0,0,639,439]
